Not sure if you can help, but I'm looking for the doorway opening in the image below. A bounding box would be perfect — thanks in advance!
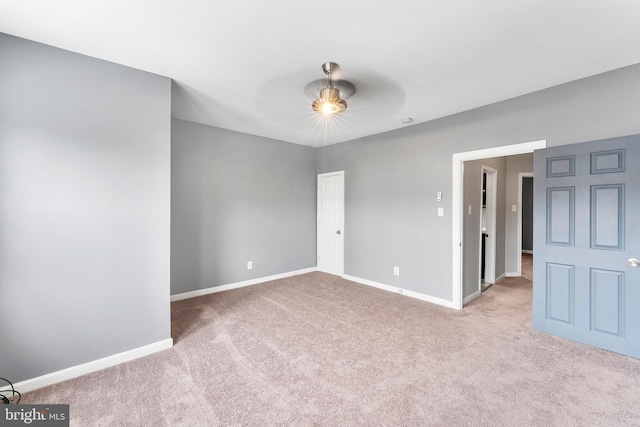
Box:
[452,140,546,309]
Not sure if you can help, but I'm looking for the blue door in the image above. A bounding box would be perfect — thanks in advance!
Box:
[533,135,640,358]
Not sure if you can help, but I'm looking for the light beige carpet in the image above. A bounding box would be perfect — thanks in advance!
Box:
[23,272,640,426]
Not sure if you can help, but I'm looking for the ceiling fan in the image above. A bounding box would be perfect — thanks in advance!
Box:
[309,62,356,116]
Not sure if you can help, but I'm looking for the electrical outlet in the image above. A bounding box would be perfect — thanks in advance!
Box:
[394,266,400,276]
[247,261,253,270]
[397,288,403,295]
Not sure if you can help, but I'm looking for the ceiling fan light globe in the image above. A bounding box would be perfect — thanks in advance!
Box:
[312,91,347,116]
[323,102,338,115]
[320,87,341,102]
[312,100,337,115]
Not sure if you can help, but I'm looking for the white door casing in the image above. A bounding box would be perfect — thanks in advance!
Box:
[317,171,344,275]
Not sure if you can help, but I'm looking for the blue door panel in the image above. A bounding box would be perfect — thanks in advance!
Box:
[590,269,624,337]
[546,263,574,324]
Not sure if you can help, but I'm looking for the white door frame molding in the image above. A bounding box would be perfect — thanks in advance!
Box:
[452,140,546,309]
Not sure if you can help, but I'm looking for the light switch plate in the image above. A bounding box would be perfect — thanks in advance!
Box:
[437,191,443,202]
[438,207,444,216]
[512,205,517,212]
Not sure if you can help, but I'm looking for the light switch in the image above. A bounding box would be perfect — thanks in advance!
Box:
[438,207,444,216]
[437,191,443,202]
[512,204,517,212]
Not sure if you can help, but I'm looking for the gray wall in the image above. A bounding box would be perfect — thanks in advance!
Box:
[504,154,534,273]
[317,62,640,302]
[463,158,506,298]
[0,34,172,382]
[316,136,450,296]
[171,119,317,295]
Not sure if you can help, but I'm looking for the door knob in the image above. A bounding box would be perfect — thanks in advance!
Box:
[628,258,640,268]
[336,230,341,234]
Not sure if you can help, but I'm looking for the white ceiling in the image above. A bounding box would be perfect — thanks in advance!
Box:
[2,1,640,147]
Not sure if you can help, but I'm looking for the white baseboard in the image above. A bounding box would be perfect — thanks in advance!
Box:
[1,338,173,394]
[342,274,458,310]
[464,290,482,305]
[505,272,520,277]
[171,267,318,302]
[522,250,533,254]
[495,273,506,283]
